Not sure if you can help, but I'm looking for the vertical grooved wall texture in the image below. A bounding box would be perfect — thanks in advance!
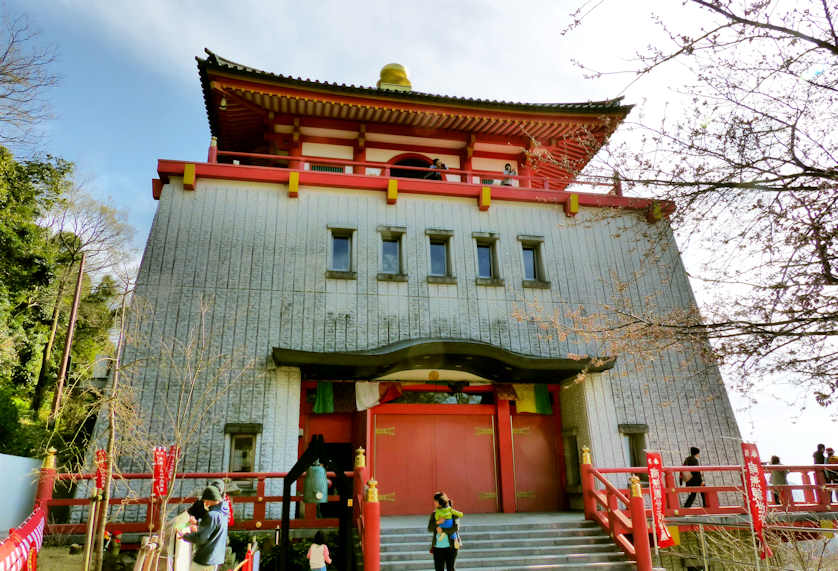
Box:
[125,179,741,478]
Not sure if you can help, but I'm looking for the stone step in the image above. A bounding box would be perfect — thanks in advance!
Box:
[382,534,613,551]
[382,542,620,561]
[381,520,599,535]
[452,564,636,571]
[381,526,608,542]
[379,551,630,570]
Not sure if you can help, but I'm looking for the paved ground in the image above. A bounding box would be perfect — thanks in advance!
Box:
[381,511,584,529]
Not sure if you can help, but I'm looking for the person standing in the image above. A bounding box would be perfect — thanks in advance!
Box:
[501,163,517,186]
[681,447,706,508]
[306,531,332,571]
[181,486,229,571]
[428,492,461,571]
[769,456,788,507]
[827,448,838,502]
[814,443,826,465]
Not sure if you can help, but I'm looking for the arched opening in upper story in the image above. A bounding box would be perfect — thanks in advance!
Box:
[388,153,432,179]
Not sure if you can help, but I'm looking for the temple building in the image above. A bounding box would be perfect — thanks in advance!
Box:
[125,49,741,516]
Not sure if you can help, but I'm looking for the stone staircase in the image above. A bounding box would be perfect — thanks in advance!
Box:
[379,513,636,570]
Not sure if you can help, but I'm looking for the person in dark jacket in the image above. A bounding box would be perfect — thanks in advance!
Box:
[428,491,461,571]
[814,443,826,465]
[187,479,226,522]
[181,486,229,570]
[681,447,706,508]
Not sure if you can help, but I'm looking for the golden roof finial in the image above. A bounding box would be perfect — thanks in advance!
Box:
[378,63,411,92]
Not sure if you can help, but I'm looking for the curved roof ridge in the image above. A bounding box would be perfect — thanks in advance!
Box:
[198,48,632,114]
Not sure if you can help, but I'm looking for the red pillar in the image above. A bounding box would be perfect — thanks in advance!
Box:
[629,477,653,571]
[802,471,815,504]
[495,398,516,513]
[517,155,532,188]
[253,477,266,526]
[34,448,57,512]
[664,471,679,513]
[364,480,380,571]
[816,469,830,507]
[354,145,366,175]
[354,126,366,174]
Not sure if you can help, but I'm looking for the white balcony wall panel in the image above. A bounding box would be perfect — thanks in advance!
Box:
[302,142,354,160]
[125,178,741,474]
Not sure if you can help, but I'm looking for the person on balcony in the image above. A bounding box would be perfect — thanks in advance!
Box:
[680,446,706,508]
[769,455,788,507]
[425,158,445,181]
[826,448,838,501]
[814,443,826,464]
[501,163,517,186]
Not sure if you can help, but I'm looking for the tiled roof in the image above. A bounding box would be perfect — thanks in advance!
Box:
[197,48,631,116]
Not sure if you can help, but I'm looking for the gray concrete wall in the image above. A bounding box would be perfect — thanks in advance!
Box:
[121,175,741,481]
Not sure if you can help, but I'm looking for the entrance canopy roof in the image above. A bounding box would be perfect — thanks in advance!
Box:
[271,338,615,383]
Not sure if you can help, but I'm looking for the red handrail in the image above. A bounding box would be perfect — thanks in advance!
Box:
[41,470,360,536]
[215,149,614,191]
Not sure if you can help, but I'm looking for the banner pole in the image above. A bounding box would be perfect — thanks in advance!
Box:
[741,462,761,571]
[698,523,708,570]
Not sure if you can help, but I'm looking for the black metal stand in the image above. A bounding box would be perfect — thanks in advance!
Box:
[278,434,354,571]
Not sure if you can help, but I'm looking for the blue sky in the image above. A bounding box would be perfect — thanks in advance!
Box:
[11,0,833,467]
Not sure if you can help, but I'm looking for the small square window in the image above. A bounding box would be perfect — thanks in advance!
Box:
[230,434,256,472]
[619,424,649,482]
[327,227,356,278]
[426,229,456,284]
[332,235,351,271]
[518,235,549,288]
[382,238,400,274]
[522,246,537,280]
[430,240,448,276]
[473,232,502,286]
[377,225,407,281]
[477,244,494,278]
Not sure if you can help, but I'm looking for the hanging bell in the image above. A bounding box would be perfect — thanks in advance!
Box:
[303,461,328,503]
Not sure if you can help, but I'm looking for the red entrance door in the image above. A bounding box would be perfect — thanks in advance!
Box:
[373,406,499,515]
[511,411,562,512]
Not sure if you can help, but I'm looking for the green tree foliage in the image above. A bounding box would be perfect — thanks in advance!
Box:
[0,145,125,457]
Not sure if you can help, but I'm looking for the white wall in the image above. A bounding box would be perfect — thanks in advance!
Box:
[127,176,742,476]
[0,453,41,531]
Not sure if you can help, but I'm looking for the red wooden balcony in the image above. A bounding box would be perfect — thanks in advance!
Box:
[155,146,672,219]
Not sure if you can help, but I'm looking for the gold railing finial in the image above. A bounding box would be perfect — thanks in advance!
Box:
[210,136,217,147]
[629,475,642,498]
[42,447,57,470]
[354,447,366,469]
[366,479,379,503]
[581,446,592,465]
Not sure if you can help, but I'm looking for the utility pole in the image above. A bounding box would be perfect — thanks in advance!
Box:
[50,252,86,425]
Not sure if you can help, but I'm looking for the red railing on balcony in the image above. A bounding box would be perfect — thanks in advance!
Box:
[213,149,614,193]
[34,448,381,570]
[581,447,838,571]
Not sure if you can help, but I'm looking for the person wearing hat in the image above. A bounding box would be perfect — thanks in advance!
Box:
[188,479,232,526]
[181,486,229,570]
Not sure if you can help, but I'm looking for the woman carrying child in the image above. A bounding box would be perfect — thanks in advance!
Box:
[427,491,463,571]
